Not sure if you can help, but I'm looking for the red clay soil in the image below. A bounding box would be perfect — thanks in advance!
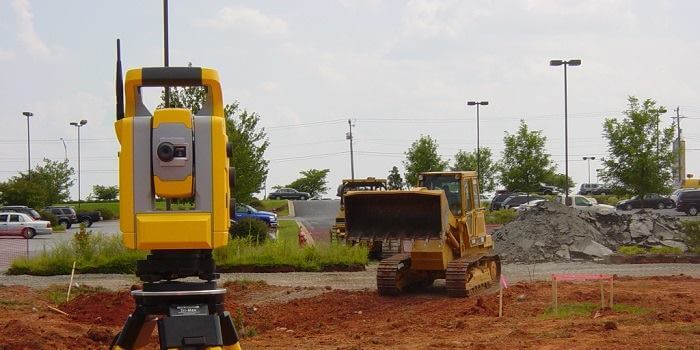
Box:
[0,276,698,349]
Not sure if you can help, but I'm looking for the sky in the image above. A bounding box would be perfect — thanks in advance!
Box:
[1,0,699,201]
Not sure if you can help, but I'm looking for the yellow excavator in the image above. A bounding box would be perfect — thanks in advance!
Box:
[344,171,501,297]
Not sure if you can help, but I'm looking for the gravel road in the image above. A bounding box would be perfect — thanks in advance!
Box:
[2,262,698,291]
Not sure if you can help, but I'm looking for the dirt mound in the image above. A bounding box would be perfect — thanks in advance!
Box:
[493,201,688,263]
[61,290,133,326]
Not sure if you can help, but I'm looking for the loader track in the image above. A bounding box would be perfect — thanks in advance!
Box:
[376,254,411,296]
[446,253,501,298]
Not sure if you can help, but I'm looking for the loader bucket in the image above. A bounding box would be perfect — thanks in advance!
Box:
[344,190,448,240]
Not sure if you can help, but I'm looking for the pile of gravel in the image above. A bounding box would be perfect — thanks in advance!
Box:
[492,201,688,263]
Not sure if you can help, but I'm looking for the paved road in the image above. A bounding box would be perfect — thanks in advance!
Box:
[2,262,698,291]
[292,199,339,243]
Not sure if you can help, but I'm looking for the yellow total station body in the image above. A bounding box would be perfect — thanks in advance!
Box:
[115,67,231,251]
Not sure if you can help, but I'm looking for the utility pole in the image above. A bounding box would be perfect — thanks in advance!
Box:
[346,119,355,180]
[671,106,686,183]
[163,0,170,107]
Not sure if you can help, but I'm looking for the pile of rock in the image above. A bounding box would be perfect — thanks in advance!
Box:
[492,201,688,263]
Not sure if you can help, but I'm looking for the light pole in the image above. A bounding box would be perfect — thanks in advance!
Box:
[582,156,596,184]
[467,100,488,189]
[70,120,88,209]
[59,138,68,161]
[550,59,581,203]
[346,119,355,180]
[21,112,33,178]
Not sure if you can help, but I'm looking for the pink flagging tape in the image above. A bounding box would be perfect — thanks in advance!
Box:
[500,275,509,289]
[552,274,613,282]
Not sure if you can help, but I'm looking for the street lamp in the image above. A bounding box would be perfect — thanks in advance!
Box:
[582,156,596,184]
[21,111,33,178]
[467,100,488,189]
[550,59,581,202]
[70,120,88,209]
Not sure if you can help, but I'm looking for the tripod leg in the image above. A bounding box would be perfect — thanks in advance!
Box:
[219,311,241,349]
[113,310,157,349]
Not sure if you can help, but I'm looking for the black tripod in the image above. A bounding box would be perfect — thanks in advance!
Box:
[112,250,241,350]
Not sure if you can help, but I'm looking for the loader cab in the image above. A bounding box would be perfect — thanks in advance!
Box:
[419,172,478,217]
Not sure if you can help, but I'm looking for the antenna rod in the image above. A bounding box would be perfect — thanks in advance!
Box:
[116,39,124,120]
[163,0,170,108]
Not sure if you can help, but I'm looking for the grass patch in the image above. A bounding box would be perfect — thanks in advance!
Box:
[541,302,648,319]
[485,209,518,225]
[277,220,299,243]
[40,284,109,305]
[682,221,700,253]
[618,245,683,255]
[8,233,147,275]
[10,222,366,275]
[0,299,30,310]
[214,238,368,271]
[52,225,66,232]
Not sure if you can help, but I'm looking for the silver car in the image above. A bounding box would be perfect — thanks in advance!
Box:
[0,212,52,239]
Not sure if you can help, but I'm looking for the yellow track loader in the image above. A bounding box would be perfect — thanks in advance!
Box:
[344,171,500,297]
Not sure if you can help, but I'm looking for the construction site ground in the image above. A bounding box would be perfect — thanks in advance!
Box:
[1,269,699,349]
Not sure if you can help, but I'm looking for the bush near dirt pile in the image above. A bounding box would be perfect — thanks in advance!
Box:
[682,221,700,253]
[485,209,518,224]
[214,238,368,272]
[493,201,689,263]
[618,245,683,255]
[588,195,622,206]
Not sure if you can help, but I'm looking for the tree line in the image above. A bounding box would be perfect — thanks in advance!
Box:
[390,96,677,199]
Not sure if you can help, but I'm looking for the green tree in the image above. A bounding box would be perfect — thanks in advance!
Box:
[0,159,74,208]
[0,177,48,208]
[159,72,269,204]
[451,147,497,193]
[387,166,404,190]
[498,120,554,192]
[543,173,575,193]
[92,185,119,201]
[403,135,448,186]
[285,169,331,197]
[225,103,270,204]
[601,96,675,197]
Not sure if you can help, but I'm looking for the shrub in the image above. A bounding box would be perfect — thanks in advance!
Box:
[230,218,269,243]
[95,207,115,220]
[681,221,700,253]
[248,198,263,210]
[485,209,518,225]
[648,246,683,255]
[617,245,647,255]
[590,195,622,206]
[39,210,58,226]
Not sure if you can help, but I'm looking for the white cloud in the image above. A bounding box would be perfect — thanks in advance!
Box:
[259,81,280,92]
[402,0,491,39]
[11,0,51,57]
[194,6,288,37]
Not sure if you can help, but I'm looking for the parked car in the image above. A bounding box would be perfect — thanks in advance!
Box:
[502,195,544,210]
[232,203,278,228]
[538,184,558,195]
[516,199,546,212]
[44,206,78,229]
[268,188,311,200]
[0,206,42,220]
[555,194,615,214]
[0,212,52,238]
[578,183,600,195]
[616,194,675,211]
[591,184,612,195]
[76,210,103,227]
[670,188,689,203]
[490,192,515,210]
[675,189,700,216]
